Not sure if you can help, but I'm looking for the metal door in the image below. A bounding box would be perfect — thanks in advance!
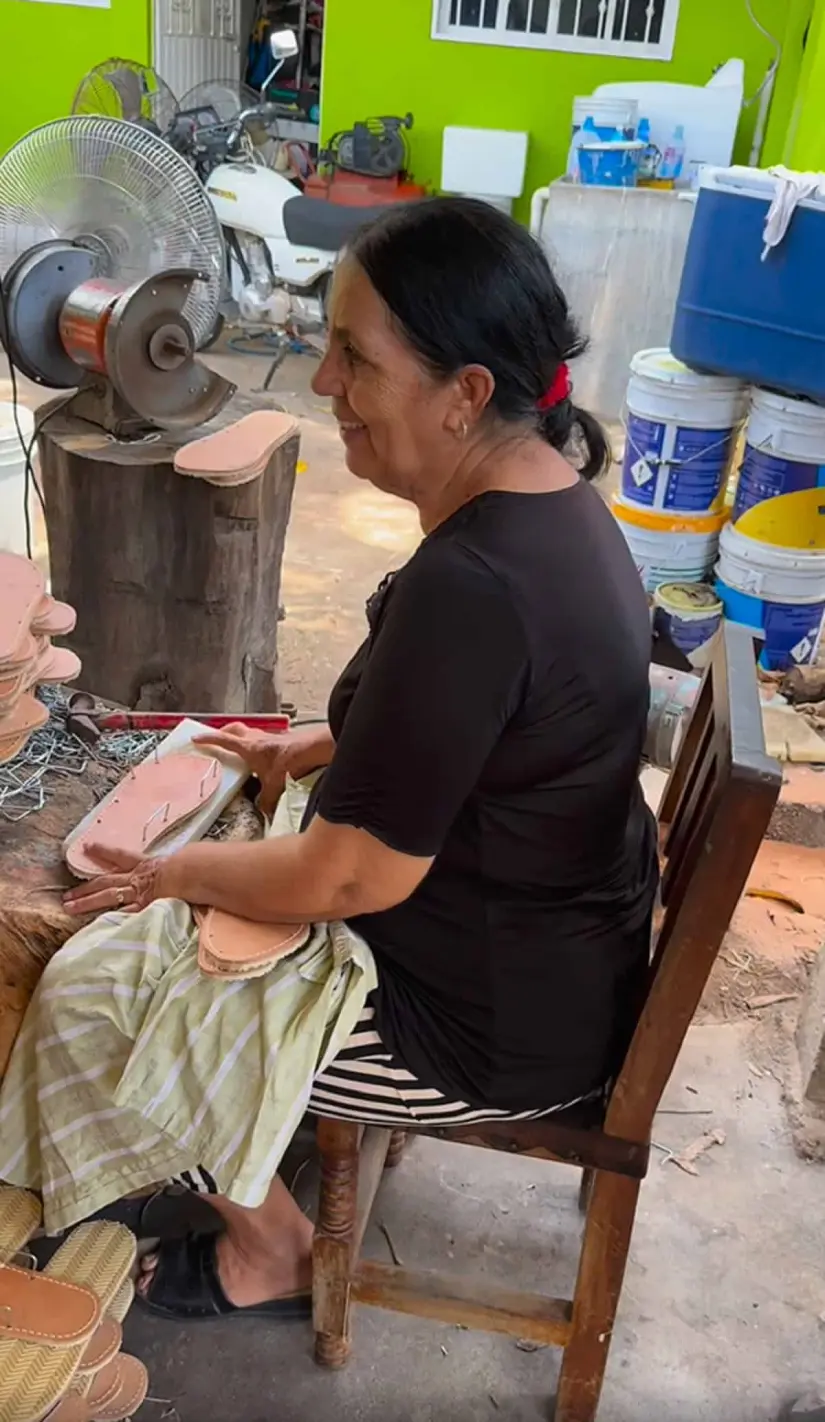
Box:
[152,0,243,100]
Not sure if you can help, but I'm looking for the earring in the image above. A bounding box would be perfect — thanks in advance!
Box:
[456,419,468,440]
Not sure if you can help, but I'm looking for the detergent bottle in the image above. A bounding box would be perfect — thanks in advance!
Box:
[659,125,686,185]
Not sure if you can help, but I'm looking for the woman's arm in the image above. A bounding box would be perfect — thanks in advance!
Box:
[194,722,335,817]
[63,814,432,922]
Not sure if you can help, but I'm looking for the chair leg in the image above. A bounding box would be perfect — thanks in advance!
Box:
[577,1168,594,1215]
[554,1171,641,1422]
[313,1118,360,1369]
[384,1130,409,1169]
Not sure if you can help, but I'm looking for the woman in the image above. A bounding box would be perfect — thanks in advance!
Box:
[0,198,657,1322]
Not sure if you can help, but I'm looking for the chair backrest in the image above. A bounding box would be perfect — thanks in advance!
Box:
[606,621,782,1143]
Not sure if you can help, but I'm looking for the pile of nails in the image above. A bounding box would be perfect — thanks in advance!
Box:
[0,1186,147,1422]
[0,553,81,767]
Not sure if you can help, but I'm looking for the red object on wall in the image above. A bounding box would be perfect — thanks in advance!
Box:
[304,170,428,207]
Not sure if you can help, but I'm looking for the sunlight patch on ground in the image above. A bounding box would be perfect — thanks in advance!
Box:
[339,487,421,555]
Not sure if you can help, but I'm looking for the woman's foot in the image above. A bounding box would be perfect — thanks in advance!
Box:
[137,1175,314,1312]
[137,1215,312,1308]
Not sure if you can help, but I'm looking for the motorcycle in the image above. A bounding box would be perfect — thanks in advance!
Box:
[171,30,403,339]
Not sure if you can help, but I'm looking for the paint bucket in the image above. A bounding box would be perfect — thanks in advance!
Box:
[652,582,723,669]
[578,141,645,189]
[716,519,825,668]
[622,349,747,515]
[612,495,725,593]
[0,402,34,558]
[733,388,825,521]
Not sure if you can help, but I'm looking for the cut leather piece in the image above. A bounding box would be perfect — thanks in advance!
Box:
[0,728,34,765]
[0,693,49,742]
[82,1360,121,1412]
[88,1355,148,1422]
[0,1267,100,1348]
[0,630,38,677]
[66,752,222,880]
[76,1321,121,1379]
[28,646,82,689]
[196,906,310,980]
[0,553,45,663]
[0,665,33,710]
[174,410,299,487]
[0,1190,42,1266]
[31,597,77,638]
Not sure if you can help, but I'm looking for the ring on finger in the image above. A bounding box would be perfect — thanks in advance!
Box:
[115,888,126,908]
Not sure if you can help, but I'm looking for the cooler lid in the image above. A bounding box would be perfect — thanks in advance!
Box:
[700,164,825,213]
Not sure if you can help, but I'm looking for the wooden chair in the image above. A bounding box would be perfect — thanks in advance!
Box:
[311,621,782,1421]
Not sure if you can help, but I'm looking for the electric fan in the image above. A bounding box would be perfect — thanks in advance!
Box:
[71,58,179,137]
[179,79,279,165]
[0,116,233,436]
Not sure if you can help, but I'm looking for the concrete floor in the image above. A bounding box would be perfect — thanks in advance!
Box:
[4,345,824,1420]
[122,1023,825,1422]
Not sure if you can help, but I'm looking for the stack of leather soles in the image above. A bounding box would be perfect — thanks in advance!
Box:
[174,409,300,487]
[0,552,81,766]
[0,1187,148,1422]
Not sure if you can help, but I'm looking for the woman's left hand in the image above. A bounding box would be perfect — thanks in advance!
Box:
[63,846,165,918]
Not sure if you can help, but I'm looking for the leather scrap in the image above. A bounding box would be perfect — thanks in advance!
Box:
[196,905,311,979]
[174,410,299,487]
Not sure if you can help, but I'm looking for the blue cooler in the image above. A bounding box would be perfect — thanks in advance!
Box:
[671,167,825,403]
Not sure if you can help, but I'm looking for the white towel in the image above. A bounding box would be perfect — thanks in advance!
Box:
[763,165,825,259]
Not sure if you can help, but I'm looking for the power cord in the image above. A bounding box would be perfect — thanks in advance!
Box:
[0,269,74,561]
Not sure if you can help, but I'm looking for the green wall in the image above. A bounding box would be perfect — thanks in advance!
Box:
[786,0,825,167]
[322,0,794,220]
[0,0,151,157]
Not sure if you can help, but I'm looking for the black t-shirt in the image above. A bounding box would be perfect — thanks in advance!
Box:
[316,484,658,1110]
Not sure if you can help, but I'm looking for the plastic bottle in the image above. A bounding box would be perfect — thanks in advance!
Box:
[636,117,659,184]
[659,124,686,185]
[567,115,600,181]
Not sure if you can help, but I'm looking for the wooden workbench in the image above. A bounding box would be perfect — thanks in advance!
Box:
[0,747,259,1078]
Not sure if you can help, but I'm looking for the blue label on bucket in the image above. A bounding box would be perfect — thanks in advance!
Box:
[623,414,733,512]
[761,601,825,669]
[733,446,825,521]
[653,606,721,658]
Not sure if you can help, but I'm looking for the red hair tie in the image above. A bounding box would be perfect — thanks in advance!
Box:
[537,364,571,411]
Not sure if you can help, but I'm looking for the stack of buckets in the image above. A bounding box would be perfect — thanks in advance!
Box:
[716,391,825,669]
[613,350,825,669]
[613,349,746,666]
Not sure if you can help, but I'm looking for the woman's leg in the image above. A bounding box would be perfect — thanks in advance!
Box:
[138,1175,313,1307]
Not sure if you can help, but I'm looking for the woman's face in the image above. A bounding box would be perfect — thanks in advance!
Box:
[312,258,469,501]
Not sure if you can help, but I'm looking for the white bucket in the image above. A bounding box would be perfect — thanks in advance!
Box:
[622,349,747,517]
[652,582,722,670]
[716,521,825,669]
[0,402,34,558]
[612,495,723,593]
[733,388,825,522]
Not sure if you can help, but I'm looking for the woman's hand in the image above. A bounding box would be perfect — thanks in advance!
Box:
[63,846,165,918]
[194,723,334,815]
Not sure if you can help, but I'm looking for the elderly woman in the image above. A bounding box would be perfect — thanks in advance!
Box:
[0,198,657,1322]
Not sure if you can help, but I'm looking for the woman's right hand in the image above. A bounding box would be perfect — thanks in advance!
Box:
[194,722,334,813]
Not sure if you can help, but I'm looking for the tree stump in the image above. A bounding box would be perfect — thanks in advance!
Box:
[37,391,299,712]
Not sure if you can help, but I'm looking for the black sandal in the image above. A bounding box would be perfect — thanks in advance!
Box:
[136,1232,312,1323]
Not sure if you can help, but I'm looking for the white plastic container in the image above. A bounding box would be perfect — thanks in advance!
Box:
[612,495,723,592]
[622,349,747,516]
[441,127,529,214]
[716,521,825,668]
[733,388,825,522]
[0,402,35,557]
[652,581,722,669]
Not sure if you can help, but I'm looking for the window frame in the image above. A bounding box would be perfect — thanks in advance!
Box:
[431,0,681,62]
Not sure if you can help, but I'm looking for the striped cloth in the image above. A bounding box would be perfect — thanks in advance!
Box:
[0,779,584,1232]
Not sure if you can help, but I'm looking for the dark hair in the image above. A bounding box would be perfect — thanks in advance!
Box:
[349,196,610,482]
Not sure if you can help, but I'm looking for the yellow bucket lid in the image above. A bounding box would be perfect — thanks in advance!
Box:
[611,495,727,536]
[735,487,825,550]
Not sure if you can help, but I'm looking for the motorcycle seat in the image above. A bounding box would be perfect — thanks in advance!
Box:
[282,196,405,253]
